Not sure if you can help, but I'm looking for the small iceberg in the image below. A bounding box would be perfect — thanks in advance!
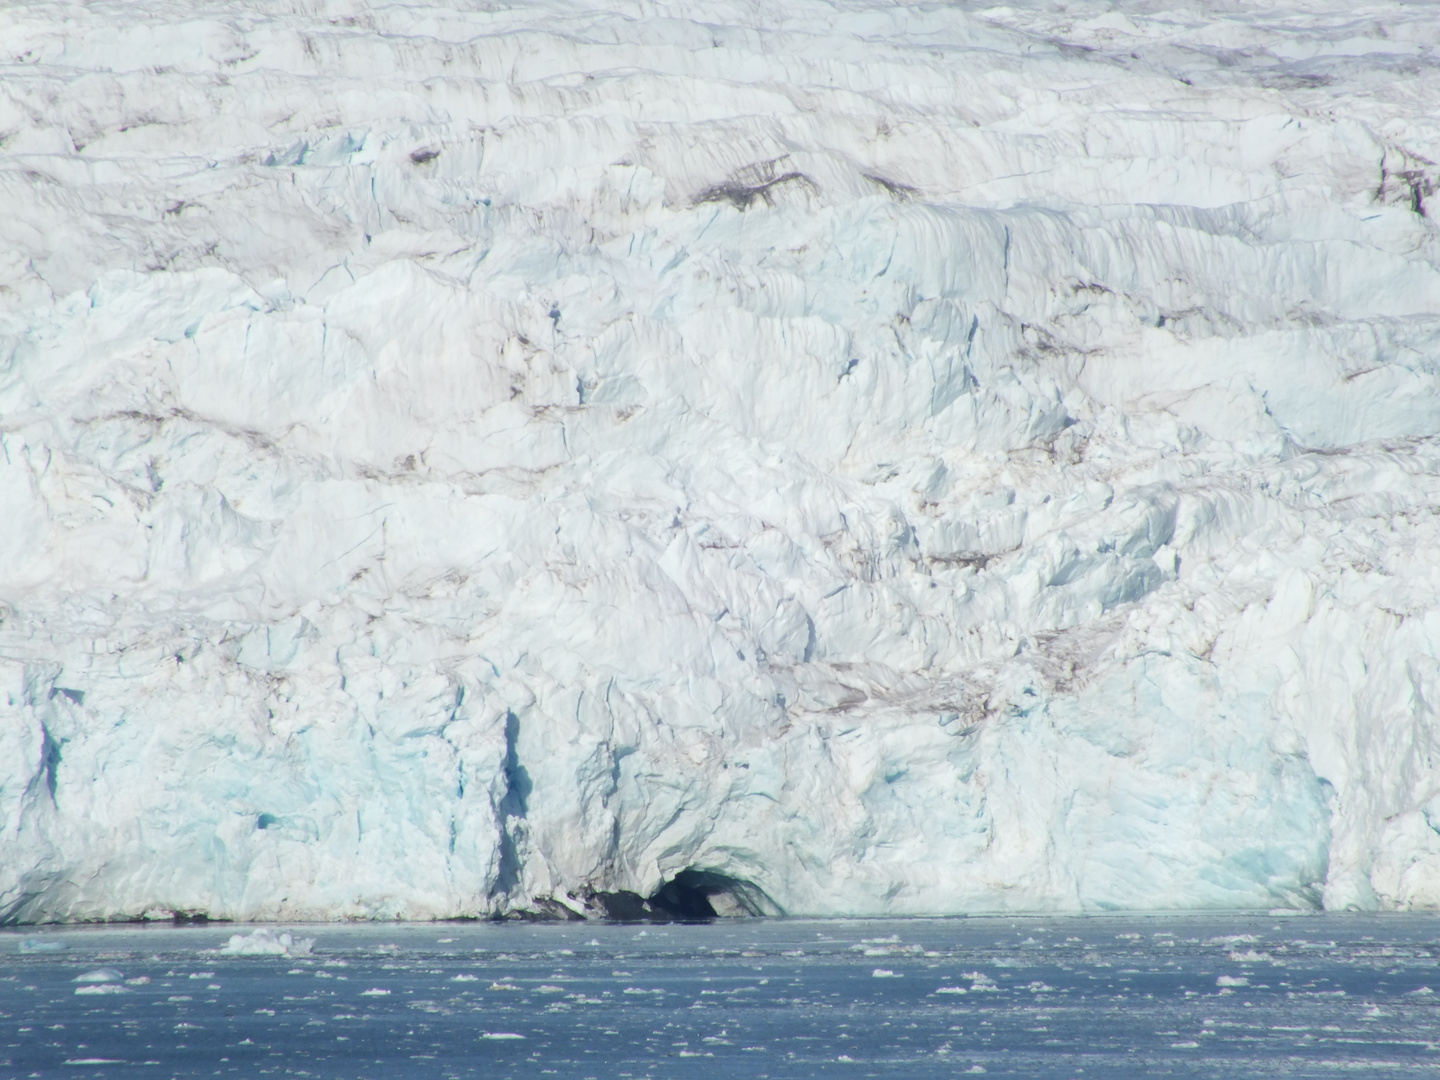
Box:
[19,938,66,953]
[74,968,125,983]
[215,928,315,956]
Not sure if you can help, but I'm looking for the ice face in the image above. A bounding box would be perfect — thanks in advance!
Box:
[1,0,1438,921]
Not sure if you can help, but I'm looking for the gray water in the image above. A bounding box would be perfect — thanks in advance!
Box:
[2,914,1438,1078]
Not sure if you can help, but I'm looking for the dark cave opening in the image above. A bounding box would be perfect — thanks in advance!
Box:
[648,869,726,920]
[564,871,782,922]
[643,869,779,921]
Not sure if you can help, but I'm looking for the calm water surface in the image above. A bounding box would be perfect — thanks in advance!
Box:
[2,914,1438,1078]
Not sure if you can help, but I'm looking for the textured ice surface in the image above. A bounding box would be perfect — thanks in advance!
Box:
[217,928,314,956]
[2,0,1440,921]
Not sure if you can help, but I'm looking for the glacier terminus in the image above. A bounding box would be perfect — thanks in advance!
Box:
[2,0,1440,922]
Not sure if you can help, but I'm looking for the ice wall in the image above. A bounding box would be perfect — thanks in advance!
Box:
[2,0,1440,921]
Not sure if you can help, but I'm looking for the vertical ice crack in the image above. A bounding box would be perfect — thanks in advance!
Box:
[492,711,532,896]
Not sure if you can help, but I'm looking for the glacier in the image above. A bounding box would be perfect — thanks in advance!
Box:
[2,0,1440,922]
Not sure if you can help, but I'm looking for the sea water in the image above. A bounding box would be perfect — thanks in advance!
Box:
[2,914,1437,1078]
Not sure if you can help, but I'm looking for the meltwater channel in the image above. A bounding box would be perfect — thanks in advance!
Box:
[3,914,1439,1078]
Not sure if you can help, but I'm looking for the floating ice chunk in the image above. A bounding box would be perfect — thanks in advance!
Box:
[451,974,480,982]
[19,939,66,953]
[74,968,124,983]
[862,944,923,956]
[75,984,127,995]
[482,1032,526,1040]
[934,986,968,995]
[217,928,315,956]
[1216,976,1249,987]
[962,973,1001,991]
[359,988,390,996]
[872,969,901,978]
[1227,950,1272,963]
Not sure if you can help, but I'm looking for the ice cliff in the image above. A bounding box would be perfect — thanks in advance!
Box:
[3,0,1440,922]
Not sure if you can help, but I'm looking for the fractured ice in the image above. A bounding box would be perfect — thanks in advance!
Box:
[217,928,315,957]
[1,0,1440,921]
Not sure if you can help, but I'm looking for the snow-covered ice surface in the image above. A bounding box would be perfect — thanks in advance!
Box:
[2,0,1440,921]
[4,917,1440,1077]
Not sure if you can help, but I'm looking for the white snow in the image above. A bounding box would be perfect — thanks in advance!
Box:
[1,0,1439,920]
